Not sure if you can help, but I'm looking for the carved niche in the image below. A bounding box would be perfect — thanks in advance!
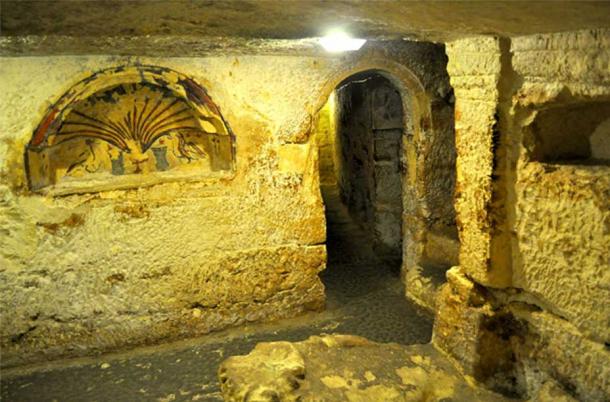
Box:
[26,66,235,193]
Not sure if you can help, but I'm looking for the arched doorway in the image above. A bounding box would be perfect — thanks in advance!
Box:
[312,60,458,312]
[308,67,438,343]
[316,72,404,268]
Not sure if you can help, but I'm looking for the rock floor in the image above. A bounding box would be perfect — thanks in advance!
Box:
[1,186,433,401]
[219,334,509,402]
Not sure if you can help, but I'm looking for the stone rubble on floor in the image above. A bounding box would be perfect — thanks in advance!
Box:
[218,334,511,402]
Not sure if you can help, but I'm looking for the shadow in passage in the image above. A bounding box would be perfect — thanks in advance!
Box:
[319,184,432,344]
[313,70,431,344]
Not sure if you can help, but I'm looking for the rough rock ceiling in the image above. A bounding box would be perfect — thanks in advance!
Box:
[3,0,610,39]
[1,0,609,55]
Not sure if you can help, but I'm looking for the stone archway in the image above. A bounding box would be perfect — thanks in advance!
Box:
[312,57,458,310]
[320,71,405,264]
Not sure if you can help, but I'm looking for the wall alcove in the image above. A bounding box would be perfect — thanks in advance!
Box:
[526,100,610,164]
[26,65,235,195]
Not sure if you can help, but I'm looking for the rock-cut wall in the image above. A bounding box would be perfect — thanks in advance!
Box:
[0,55,332,368]
[0,41,454,368]
[435,29,610,401]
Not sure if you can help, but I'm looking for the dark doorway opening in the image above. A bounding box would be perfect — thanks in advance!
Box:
[312,72,431,344]
[316,72,404,271]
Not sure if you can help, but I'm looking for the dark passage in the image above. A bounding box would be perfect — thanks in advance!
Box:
[1,187,431,402]
[333,73,405,266]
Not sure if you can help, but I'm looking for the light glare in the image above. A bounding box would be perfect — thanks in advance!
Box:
[319,31,366,52]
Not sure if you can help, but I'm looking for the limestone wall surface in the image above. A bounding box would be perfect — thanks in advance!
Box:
[0,55,330,368]
[0,41,454,368]
[438,29,610,401]
[445,36,508,288]
[313,95,338,186]
[510,30,610,344]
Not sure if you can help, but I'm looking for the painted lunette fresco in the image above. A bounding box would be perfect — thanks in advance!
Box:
[26,65,236,194]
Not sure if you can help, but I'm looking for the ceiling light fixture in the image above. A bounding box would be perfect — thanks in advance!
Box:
[319,30,366,52]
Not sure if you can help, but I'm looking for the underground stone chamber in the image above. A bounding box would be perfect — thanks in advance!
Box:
[0,2,609,401]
